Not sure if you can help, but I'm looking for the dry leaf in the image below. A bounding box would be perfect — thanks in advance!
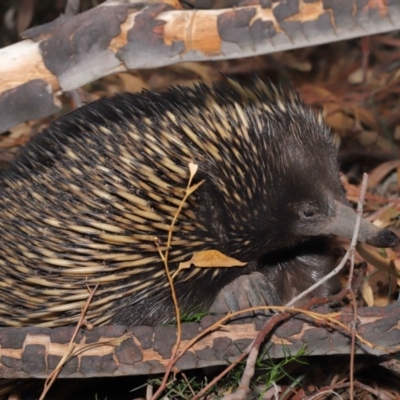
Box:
[367,160,400,189]
[299,85,334,100]
[342,177,362,203]
[373,205,399,229]
[178,250,247,270]
[367,270,397,307]
[356,131,393,153]
[354,107,379,131]
[323,103,355,131]
[348,69,374,85]
[361,279,374,307]
[272,52,312,72]
[0,122,31,148]
[116,73,148,93]
[172,62,214,82]
[188,162,198,177]
[356,243,398,275]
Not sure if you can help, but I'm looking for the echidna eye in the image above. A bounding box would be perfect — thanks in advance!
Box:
[299,204,317,219]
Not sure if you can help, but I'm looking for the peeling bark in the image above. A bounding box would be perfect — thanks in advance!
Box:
[0,304,399,379]
[0,0,399,132]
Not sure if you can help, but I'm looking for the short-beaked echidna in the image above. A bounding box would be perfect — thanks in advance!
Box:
[0,77,398,327]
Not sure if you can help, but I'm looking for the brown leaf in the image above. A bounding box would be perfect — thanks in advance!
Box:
[354,107,379,131]
[356,243,398,275]
[367,160,400,189]
[356,131,393,153]
[116,73,148,93]
[178,250,247,270]
[323,103,355,131]
[361,280,374,307]
[375,208,399,230]
[299,85,334,100]
[272,52,312,72]
[367,270,397,307]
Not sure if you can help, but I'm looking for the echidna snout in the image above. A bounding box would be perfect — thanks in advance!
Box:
[289,196,399,248]
[315,200,399,247]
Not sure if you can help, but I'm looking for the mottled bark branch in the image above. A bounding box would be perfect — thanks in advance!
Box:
[0,304,399,379]
[0,0,399,133]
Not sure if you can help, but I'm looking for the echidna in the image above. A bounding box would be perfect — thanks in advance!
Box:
[0,77,398,327]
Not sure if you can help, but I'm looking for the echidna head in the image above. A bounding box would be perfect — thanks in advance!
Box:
[191,78,399,261]
[266,105,399,251]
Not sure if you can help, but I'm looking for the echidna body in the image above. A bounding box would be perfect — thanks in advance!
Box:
[0,78,397,327]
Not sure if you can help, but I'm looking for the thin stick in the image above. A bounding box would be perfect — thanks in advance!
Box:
[287,174,368,307]
[223,174,370,400]
[39,283,99,400]
[348,172,368,400]
[151,163,204,400]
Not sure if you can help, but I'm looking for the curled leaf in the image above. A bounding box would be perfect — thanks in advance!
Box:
[178,250,247,270]
[361,279,374,307]
[356,243,398,276]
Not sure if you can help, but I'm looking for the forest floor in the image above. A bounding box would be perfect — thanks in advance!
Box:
[0,1,400,399]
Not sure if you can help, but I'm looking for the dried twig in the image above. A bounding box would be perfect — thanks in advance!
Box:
[348,172,369,400]
[152,163,204,400]
[39,283,99,400]
[223,174,370,400]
